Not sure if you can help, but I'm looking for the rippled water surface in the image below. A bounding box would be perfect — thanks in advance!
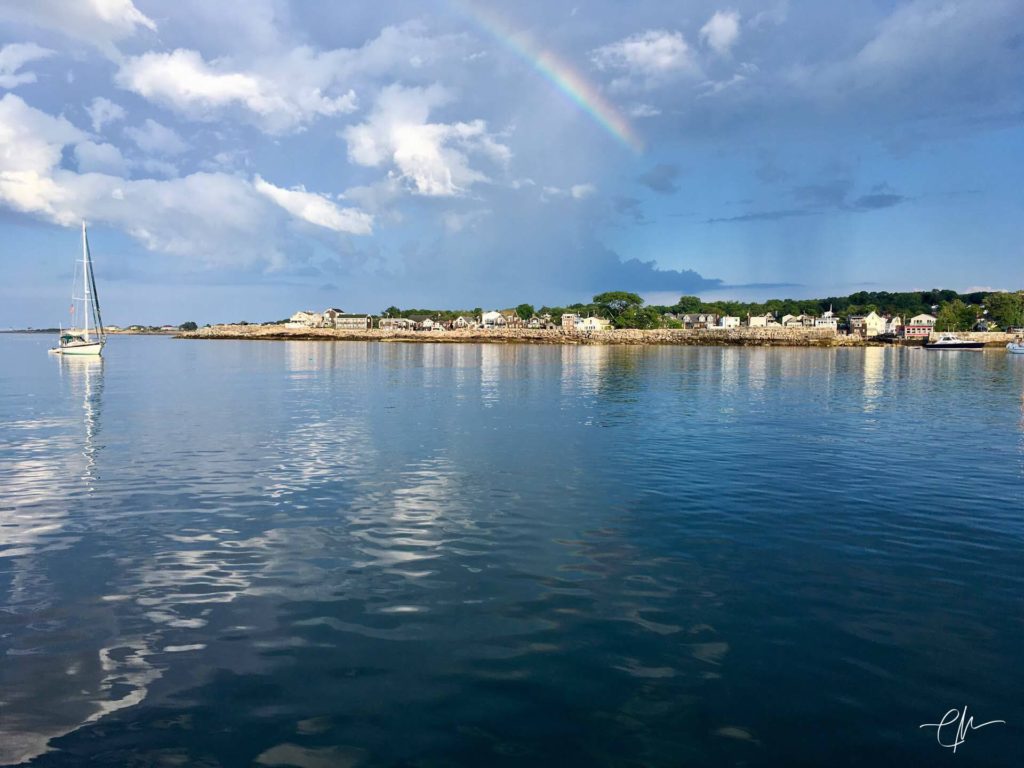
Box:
[2,334,1023,766]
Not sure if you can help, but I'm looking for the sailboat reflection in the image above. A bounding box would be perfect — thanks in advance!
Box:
[57,354,104,484]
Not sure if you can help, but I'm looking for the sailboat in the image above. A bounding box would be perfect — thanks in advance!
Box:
[50,222,106,356]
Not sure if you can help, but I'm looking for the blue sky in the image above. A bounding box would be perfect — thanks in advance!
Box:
[0,0,1021,326]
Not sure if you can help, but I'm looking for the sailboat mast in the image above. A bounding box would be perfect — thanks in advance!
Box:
[84,223,104,340]
[81,221,90,342]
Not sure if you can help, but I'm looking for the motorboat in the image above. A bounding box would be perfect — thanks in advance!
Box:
[1007,342,1024,354]
[923,333,984,350]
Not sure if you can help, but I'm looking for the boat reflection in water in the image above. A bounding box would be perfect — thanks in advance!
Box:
[58,354,104,484]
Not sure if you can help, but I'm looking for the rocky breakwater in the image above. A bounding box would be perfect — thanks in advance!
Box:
[178,324,859,346]
[597,327,852,346]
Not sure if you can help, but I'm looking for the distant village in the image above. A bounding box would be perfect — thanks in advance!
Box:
[91,289,1023,340]
[283,306,959,340]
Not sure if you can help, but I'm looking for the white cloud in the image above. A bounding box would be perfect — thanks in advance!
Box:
[0,43,54,89]
[254,175,373,235]
[343,84,509,197]
[539,184,597,202]
[0,94,371,268]
[125,118,188,155]
[74,141,129,176]
[115,48,357,134]
[700,11,742,56]
[86,96,126,132]
[0,0,155,55]
[112,24,456,135]
[591,30,699,86]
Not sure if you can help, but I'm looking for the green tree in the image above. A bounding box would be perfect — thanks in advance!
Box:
[382,306,401,317]
[674,295,702,313]
[935,299,978,331]
[515,303,535,320]
[593,291,644,321]
[614,306,661,329]
[178,321,198,331]
[984,292,1024,329]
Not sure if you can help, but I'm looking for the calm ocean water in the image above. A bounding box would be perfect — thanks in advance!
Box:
[1,334,1022,767]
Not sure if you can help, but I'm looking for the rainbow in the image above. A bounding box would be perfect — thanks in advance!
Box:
[450,1,643,153]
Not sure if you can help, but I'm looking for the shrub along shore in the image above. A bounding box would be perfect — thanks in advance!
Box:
[176,324,1017,347]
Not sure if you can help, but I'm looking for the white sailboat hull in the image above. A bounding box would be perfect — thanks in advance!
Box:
[50,341,104,356]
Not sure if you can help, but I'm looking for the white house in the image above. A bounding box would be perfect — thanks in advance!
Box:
[453,315,477,329]
[815,310,838,329]
[747,313,778,328]
[718,316,740,329]
[903,313,937,339]
[885,315,903,335]
[849,311,887,338]
[287,311,322,328]
[577,316,612,332]
[481,311,507,329]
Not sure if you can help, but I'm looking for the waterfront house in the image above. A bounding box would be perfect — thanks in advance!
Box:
[403,314,432,330]
[333,314,373,330]
[814,310,838,330]
[502,312,524,328]
[526,315,555,329]
[718,316,740,329]
[902,313,936,339]
[782,313,816,328]
[885,315,903,335]
[286,310,322,328]
[453,315,477,329]
[746,313,778,328]
[481,311,507,329]
[321,307,344,327]
[680,313,718,329]
[577,316,612,332]
[849,311,886,338]
[561,312,580,331]
[378,317,416,330]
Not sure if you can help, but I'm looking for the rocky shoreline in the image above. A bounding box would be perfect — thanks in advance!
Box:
[176,324,906,346]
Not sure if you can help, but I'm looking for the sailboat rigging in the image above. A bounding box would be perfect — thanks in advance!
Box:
[50,222,106,356]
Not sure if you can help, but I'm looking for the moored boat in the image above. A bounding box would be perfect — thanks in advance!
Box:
[923,333,984,350]
[50,222,106,357]
[1007,342,1024,354]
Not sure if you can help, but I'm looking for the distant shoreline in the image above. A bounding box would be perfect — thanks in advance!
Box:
[174,323,1015,347]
